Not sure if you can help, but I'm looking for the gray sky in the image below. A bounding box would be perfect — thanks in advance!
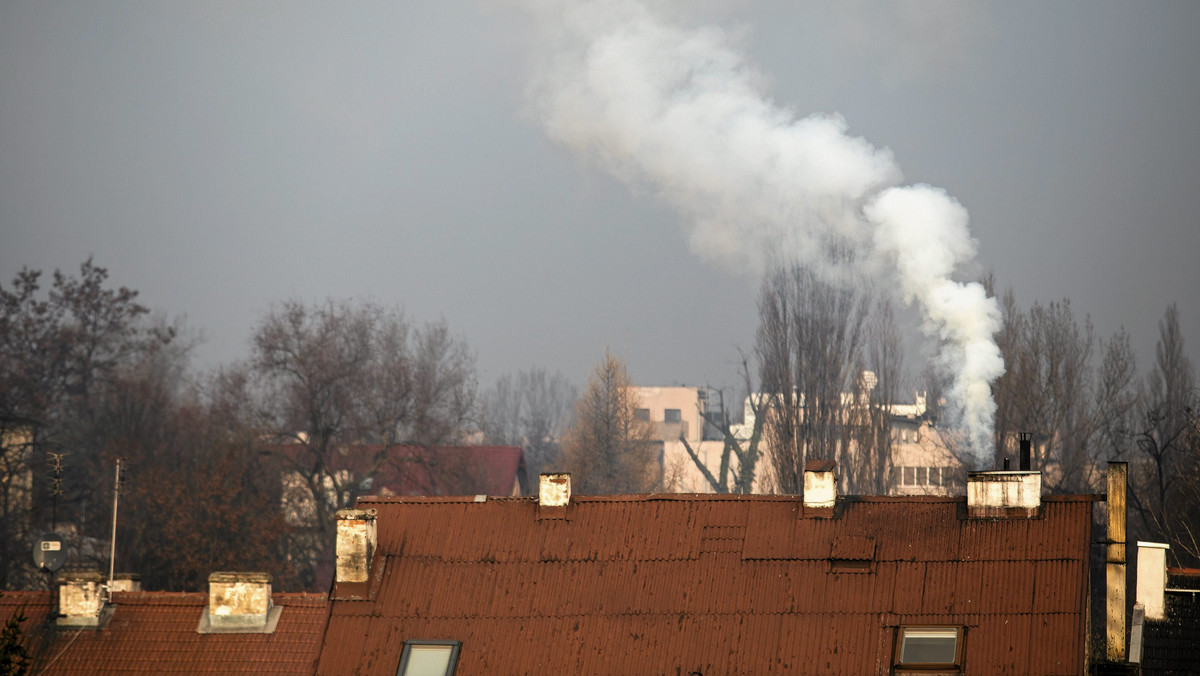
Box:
[2,1,1197,392]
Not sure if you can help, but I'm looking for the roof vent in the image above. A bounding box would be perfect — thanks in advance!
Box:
[198,572,280,634]
[336,508,378,584]
[966,471,1041,518]
[539,473,571,507]
[57,569,112,628]
[803,460,837,510]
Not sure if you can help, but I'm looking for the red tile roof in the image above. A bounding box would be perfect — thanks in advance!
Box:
[271,444,527,497]
[0,590,328,675]
[318,493,1096,675]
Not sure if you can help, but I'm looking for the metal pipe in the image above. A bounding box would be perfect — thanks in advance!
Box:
[107,458,121,600]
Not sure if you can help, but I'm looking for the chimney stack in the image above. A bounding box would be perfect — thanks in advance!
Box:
[966,470,1041,518]
[1018,432,1032,471]
[57,570,111,628]
[539,473,571,507]
[803,460,837,511]
[336,508,378,584]
[199,572,279,633]
[1136,541,1170,621]
[1106,462,1128,662]
[109,573,141,593]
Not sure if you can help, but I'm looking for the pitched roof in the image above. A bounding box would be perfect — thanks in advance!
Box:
[318,493,1095,675]
[0,590,329,675]
[271,444,527,497]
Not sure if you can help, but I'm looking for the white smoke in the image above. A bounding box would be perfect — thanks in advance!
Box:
[517,0,1004,463]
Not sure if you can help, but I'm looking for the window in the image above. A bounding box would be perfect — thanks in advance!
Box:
[895,626,963,670]
[634,408,650,421]
[397,640,461,676]
[664,408,682,423]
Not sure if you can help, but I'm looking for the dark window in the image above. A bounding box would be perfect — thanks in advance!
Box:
[634,408,650,421]
[397,640,461,676]
[895,626,962,670]
[664,408,682,423]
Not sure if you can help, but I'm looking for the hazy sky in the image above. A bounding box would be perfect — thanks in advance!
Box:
[2,1,1197,392]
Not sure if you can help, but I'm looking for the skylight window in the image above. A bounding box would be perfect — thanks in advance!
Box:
[895,626,962,670]
[397,640,461,676]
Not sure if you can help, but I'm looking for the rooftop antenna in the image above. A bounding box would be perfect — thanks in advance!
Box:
[106,457,123,599]
[47,451,65,531]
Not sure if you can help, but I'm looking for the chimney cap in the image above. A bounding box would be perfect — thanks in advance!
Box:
[209,571,272,584]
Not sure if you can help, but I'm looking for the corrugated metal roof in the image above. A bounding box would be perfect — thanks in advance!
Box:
[0,591,328,675]
[317,493,1094,675]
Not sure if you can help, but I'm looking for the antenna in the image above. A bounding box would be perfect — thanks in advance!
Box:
[47,451,65,531]
[107,457,123,599]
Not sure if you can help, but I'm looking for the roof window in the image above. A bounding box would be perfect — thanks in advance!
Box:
[397,640,461,676]
[895,626,962,671]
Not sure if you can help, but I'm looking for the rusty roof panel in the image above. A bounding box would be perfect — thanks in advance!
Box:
[324,494,1093,675]
[0,592,328,675]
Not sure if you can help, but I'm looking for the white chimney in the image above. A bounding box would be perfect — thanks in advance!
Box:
[803,460,836,510]
[198,572,279,633]
[109,573,141,593]
[57,570,109,628]
[539,473,571,507]
[1137,541,1170,621]
[966,471,1041,518]
[336,508,378,584]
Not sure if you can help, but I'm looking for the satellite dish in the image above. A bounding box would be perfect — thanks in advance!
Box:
[32,532,67,573]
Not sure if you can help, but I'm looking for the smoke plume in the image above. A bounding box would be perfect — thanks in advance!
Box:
[518,0,1004,464]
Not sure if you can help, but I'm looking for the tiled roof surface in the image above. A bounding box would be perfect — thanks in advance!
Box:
[0,591,328,675]
[318,493,1094,675]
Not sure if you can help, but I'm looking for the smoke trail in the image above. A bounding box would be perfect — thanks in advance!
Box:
[518,0,1003,463]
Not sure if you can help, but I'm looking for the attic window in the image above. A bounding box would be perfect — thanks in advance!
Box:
[397,640,461,676]
[894,626,963,671]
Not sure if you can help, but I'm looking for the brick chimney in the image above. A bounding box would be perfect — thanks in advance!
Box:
[336,508,378,584]
[198,572,279,633]
[539,473,571,507]
[803,460,836,514]
[57,569,111,628]
[966,470,1041,518]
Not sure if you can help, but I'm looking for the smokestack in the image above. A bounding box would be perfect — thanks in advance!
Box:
[803,460,836,513]
[1106,462,1128,662]
[1018,431,1032,471]
[336,508,378,584]
[199,572,280,633]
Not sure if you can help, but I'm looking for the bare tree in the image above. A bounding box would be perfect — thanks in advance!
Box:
[251,299,476,584]
[0,260,174,589]
[678,355,766,494]
[843,299,902,494]
[756,263,869,494]
[479,367,577,481]
[560,353,657,493]
[1127,304,1198,565]
[990,292,1114,492]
